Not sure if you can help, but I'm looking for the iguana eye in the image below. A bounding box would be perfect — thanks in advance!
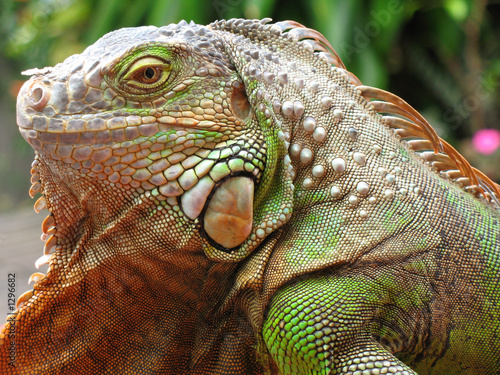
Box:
[143,67,156,80]
[122,56,172,92]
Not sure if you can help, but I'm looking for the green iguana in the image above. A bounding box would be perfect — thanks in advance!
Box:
[1,18,499,374]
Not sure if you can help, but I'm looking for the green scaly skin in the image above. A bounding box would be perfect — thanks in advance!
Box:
[0,18,499,374]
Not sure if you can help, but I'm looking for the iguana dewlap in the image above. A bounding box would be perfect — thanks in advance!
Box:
[1,18,499,374]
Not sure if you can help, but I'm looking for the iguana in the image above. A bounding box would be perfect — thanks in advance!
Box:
[1,18,499,374]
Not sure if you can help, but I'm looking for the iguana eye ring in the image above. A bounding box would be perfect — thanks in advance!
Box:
[130,66,163,84]
[121,56,172,93]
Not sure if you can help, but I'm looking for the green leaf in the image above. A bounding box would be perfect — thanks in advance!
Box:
[85,0,125,44]
[146,0,181,27]
[444,0,469,23]
[356,45,387,88]
[244,0,276,19]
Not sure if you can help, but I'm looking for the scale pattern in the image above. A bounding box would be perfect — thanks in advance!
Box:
[0,18,499,374]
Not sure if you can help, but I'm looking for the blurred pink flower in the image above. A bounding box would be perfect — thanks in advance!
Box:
[472,129,500,155]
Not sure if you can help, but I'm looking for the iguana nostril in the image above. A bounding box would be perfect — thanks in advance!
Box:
[32,87,43,102]
[29,83,50,110]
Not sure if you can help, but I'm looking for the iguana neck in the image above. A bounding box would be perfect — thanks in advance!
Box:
[26,155,247,367]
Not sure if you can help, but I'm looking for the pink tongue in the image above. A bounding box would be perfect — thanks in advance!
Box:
[203,177,254,249]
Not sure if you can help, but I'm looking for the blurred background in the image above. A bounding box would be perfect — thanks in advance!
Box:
[0,0,499,211]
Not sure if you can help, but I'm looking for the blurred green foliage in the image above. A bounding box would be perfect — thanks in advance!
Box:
[0,0,498,211]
